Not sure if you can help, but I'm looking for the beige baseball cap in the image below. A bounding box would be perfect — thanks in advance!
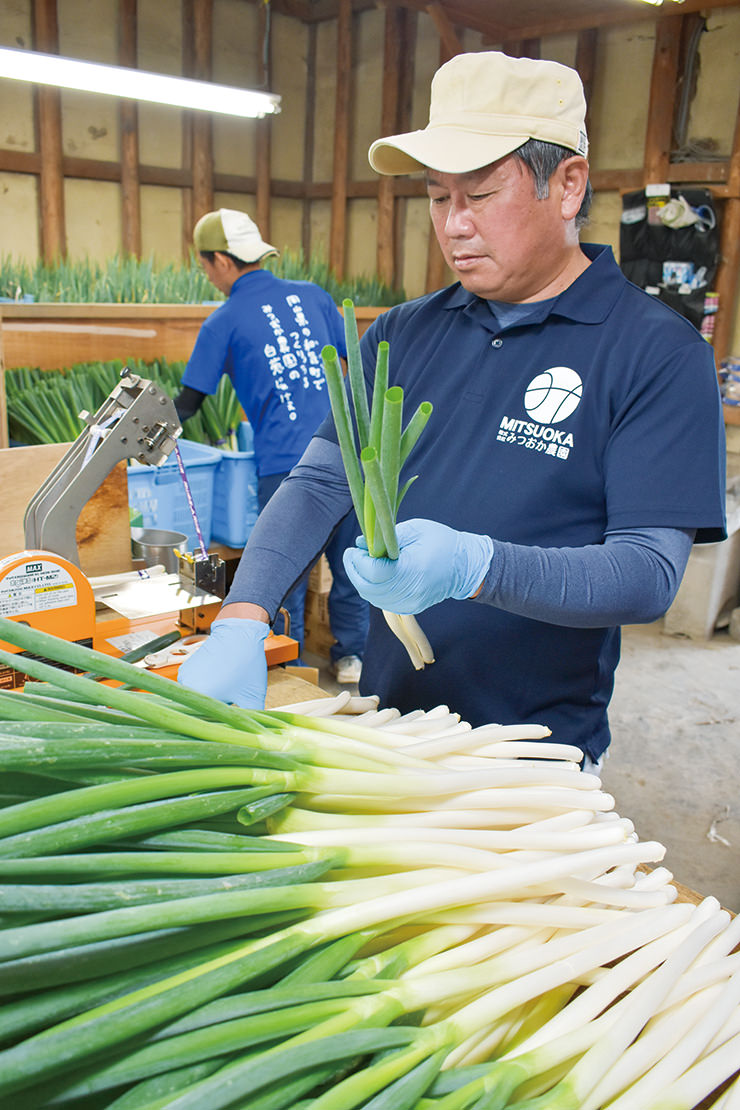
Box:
[193,209,278,263]
[369,51,588,176]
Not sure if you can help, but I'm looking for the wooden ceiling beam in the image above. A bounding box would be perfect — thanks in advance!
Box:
[426,2,464,59]
[465,0,740,43]
[261,0,740,42]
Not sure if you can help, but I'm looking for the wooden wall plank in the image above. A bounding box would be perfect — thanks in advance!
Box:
[643,16,682,184]
[119,0,142,258]
[329,0,352,277]
[32,0,66,261]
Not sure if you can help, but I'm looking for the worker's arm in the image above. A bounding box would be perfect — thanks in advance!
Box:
[174,385,207,424]
[221,437,354,618]
[177,437,352,707]
[342,520,695,627]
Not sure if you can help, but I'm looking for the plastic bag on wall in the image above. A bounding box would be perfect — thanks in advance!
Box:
[619,187,720,328]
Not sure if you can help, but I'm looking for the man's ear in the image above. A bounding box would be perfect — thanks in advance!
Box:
[559,156,590,221]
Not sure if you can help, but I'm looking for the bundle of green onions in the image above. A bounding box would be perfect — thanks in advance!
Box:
[0,615,738,1108]
[322,301,435,670]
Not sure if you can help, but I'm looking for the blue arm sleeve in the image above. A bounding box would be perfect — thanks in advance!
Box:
[477,527,695,627]
[224,437,353,620]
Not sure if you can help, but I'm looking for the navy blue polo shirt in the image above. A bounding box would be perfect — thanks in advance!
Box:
[183,269,347,476]
[319,244,726,759]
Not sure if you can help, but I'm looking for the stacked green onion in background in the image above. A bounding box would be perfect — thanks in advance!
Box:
[0,250,405,308]
[5,359,243,451]
[0,615,737,1108]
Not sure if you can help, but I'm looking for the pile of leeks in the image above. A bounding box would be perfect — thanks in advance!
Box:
[0,616,738,1109]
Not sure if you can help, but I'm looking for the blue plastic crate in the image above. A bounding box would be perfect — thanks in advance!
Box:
[127,440,221,550]
[210,447,259,548]
[237,421,254,452]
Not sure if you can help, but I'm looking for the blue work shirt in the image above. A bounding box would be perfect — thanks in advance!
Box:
[319,244,726,760]
[182,269,347,476]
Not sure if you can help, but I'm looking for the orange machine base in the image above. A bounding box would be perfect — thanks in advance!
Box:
[93,611,299,683]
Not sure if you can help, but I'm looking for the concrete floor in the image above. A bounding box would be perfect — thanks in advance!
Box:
[307,618,740,914]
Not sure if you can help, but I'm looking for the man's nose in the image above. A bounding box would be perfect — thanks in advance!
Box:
[445,204,474,236]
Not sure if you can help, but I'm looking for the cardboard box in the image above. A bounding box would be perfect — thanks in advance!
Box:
[308,555,333,594]
[305,587,331,627]
[304,623,336,659]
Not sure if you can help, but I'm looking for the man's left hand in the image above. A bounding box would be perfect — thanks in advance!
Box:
[342,518,493,613]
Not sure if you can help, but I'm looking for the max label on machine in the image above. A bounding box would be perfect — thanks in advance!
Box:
[178,50,726,768]
[173,208,369,685]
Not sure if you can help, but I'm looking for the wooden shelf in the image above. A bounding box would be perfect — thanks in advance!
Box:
[723,405,740,427]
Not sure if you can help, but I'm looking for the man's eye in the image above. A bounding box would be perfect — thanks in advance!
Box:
[468,192,492,202]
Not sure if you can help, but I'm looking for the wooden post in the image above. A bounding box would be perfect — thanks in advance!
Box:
[575,28,598,140]
[329,0,352,278]
[712,94,740,363]
[256,0,272,242]
[119,0,141,258]
[32,0,66,261]
[302,23,318,260]
[425,39,447,293]
[182,0,195,255]
[643,16,682,184]
[192,0,214,225]
[376,4,402,286]
[394,7,416,289]
[502,39,541,59]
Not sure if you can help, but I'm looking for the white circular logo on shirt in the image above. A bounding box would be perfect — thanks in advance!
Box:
[523,366,583,424]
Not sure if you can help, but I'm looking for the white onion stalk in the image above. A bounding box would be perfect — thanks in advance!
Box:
[383,609,436,669]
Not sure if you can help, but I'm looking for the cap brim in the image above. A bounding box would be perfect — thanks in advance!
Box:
[369,127,529,176]
[233,244,279,264]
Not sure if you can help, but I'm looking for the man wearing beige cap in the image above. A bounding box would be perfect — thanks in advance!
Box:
[175,208,368,681]
[179,54,725,767]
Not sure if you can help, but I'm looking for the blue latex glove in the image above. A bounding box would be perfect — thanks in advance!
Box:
[177,617,269,709]
[343,519,494,614]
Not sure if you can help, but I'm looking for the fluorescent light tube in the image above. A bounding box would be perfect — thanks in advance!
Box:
[0,47,281,118]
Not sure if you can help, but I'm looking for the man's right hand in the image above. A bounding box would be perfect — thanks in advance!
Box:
[177,616,269,709]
